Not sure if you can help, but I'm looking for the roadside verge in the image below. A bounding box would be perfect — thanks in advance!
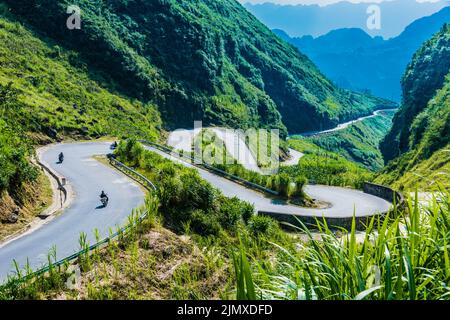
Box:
[0,144,74,248]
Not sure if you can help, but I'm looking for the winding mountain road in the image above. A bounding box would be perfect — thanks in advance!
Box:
[292,109,398,137]
[0,140,391,282]
[167,128,305,171]
[144,145,392,218]
[0,142,144,282]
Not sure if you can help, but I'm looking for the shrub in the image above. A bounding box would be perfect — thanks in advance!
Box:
[276,173,291,197]
[247,215,275,236]
[290,176,308,198]
[191,210,221,236]
[241,202,255,224]
[218,197,243,231]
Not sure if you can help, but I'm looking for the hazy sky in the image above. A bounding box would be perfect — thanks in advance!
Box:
[239,0,442,6]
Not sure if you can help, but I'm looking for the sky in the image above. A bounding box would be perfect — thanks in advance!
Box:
[239,0,441,6]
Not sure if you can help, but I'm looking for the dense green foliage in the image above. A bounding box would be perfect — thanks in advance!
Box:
[3,154,449,300]
[115,139,255,236]
[378,25,450,190]
[0,83,38,195]
[5,0,387,134]
[236,191,450,300]
[0,15,161,141]
[285,139,374,189]
[381,24,450,162]
[306,110,395,171]
[0,13,160,198]
[194,131,308,200]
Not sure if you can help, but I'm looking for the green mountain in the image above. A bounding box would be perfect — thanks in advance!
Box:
[305,110,396,171]
[4,0,389,135]
[273,7,450,102]
[377,24,450,190]
[0,10,160,212]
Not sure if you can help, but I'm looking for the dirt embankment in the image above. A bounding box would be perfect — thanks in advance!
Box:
[53,227,230,300]
[0,171,53,242]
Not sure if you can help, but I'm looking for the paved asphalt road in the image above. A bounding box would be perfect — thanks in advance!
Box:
[0,142,144,282]
[167,128,304,171]
[0,141,391,282]
[292,109,398,137]
[144,145,392,218]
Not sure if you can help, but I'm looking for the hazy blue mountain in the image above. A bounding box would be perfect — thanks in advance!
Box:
[274,7,450,101]
[244,0,449,39]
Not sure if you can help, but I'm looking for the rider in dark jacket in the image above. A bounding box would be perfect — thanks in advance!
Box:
[100,190,108,202]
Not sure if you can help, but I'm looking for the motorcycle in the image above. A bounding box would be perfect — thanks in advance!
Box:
[101,196,109,207]
[110,141,118,150]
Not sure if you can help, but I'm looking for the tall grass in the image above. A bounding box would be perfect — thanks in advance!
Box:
[234,191,450,300]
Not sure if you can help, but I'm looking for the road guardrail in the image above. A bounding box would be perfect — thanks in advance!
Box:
[1,157,155,288]
[139,140,279,196]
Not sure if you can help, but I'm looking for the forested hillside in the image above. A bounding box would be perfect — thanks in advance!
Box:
[377,25,450,190]
[0,11,160,225]
[4,0,388,134]
[306,110,396,171]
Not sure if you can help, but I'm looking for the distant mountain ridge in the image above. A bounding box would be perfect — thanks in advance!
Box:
[4,0,391,135]
[273,7,450,101]
[244,0,449,39]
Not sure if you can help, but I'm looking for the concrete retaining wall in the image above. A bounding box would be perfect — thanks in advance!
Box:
[260,182,405,231]
[363,182,405,207]
[259,211,384,231]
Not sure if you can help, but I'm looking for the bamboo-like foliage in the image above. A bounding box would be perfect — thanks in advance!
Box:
[235,190,450,300]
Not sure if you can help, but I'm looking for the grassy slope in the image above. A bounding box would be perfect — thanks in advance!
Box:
[4,0,391,135]
[376,143,449,191]
[0,14,160,233]
[381,25,450,162]
[0,140,289,300]
[0,15,161,141]
[3,146,449,300]
[306,110,395,171]
[285,139,374,189]
[377,26,450,191]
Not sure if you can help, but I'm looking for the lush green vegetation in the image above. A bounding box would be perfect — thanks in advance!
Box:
[115,139,256,236]
[0,15,161,141]
[0,140,289,300]
[235,190,450,300]
[0,12,160,235]
[5,0,388,135]
[376,143,450,191]
[193,130,308,200]
[305,110,395,171]
[2,144,449,300]
[284,139,374,189]
[378,25,449,191]
[215,162,308,200]
[0,83,38,196]
[201,135,374,192]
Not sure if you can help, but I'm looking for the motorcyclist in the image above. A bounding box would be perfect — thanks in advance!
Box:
[100,190,108,201]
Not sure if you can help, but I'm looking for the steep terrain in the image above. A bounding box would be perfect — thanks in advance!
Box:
[273,7,450,101]
[377,25,450,190]
[306,110,396,171]
[4,0,388,134]
[0,11,160,228]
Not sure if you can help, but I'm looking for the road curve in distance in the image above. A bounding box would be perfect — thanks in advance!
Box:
[145,145,392,218]
[0,142,145,282]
